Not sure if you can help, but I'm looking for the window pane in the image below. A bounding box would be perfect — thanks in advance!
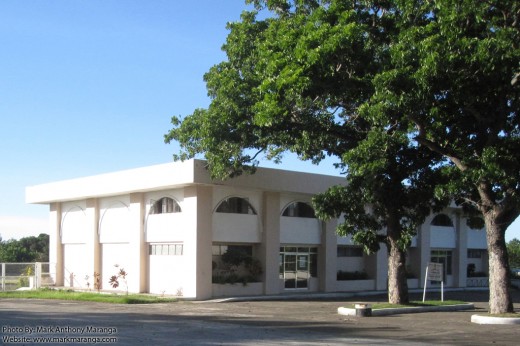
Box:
[431,214,453,227]
[309,254,318,277]
[151,197,181,214]
[216,197,256,215]
[228,245,252,256]
[282,202,316,218]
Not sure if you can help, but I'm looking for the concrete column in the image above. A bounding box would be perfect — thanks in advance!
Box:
[418,223,431,288]
[85,199,100,287]
[319,219,337,292]
[366,246,388,291]
[261,192,281,295]
[184,186,213,299]
[129,193,146,293]
[454,212,467,287]
[49,203,63,286]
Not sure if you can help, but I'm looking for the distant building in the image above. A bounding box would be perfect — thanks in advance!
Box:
[26,159,488,299]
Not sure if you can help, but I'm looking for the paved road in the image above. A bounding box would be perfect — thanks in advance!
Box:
[0,290,519,345]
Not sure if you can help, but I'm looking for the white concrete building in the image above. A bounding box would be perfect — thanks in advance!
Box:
[26,159,488,299]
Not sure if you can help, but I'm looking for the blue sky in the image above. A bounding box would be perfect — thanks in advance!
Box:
[1,0,519,242]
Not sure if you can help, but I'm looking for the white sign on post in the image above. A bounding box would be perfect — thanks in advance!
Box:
[423,262,444,302]
[428,262,443,282]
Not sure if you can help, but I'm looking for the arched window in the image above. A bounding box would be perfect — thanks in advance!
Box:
[431,213,453,227]
[150,197,181,214]
[216,197,257,215]
[282,202,316,218]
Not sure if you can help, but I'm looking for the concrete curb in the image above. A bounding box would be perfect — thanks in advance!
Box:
[471,314,520,325]
[200,287,489,303]
[338,303,475,317]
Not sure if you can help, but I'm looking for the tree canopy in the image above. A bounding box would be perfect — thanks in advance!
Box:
[373,0,520,313]
[0,234,49,263]
[166,0,520,312]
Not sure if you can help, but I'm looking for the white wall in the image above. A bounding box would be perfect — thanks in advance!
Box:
[212,187,262,215]
[280,217,321,244]
[430,226,456,248]
[212,187,262,243]
[279,195,321,244]
[467,228,487,249]
[213,213,260,242]
[337,235,354,245]
[63,243,87,287]
[145,190,186,243]
[146,213,186,242]
[61,202,88,288]
[101,243,131,290]
[148,254,187,295]
[99,197,131,243]
[61,202,87,244]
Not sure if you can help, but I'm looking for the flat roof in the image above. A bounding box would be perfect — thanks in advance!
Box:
[26,159,344,204]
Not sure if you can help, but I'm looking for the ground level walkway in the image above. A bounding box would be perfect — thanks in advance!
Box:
[0,289,519,345]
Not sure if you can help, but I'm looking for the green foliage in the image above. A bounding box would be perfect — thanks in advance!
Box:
[507,238,520,269]
[347,300,467,310]
[213,248,263,285]
[337,270,369,281]
[0,234,49,263]
[375,0,520,225]
[165,0,519,308]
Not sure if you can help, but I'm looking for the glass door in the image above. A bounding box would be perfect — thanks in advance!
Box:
[296,254,309,288]
[283,253,309,289]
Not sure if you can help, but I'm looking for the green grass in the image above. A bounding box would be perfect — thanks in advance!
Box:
[0,289,177,304]
[348,300,467,309]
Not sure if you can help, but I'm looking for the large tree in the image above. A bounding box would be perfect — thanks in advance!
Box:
[166,0,445,304]
[372,0,520,314]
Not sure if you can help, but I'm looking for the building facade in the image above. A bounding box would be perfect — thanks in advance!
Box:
[26,159,488,299]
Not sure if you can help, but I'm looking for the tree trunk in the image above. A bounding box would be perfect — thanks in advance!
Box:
[387,242,409,304]
[485,212,514,314]
[386,215,409,305]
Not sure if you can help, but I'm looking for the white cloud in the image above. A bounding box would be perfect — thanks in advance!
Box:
[0,216,48,241]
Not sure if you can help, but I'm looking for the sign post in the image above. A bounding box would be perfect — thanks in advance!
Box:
[423,262,444,302]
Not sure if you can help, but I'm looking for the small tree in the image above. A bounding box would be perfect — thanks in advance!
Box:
[507,239,520,269]
[109,265,128,294]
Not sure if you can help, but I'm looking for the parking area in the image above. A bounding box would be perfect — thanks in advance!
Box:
[1,289,519,345]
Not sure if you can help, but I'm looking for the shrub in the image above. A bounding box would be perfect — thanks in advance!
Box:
[337,270,369,281]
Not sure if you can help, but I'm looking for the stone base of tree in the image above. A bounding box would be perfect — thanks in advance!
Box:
[471,314,520,325]
[338,303,474,317]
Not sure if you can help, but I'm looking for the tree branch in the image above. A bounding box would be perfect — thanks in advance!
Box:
[413,122,468,172]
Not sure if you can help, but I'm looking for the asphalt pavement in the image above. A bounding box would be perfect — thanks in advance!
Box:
[0,289,519,345]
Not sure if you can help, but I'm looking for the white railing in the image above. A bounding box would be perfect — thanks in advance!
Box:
[466,277,489,287]
[1,262,56,291]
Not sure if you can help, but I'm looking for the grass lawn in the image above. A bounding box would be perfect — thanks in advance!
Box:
[0,289,177,304]
[348,300,467,309]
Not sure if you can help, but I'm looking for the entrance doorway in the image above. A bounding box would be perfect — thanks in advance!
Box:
[430,249,452,284]
[279,246,317,290]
